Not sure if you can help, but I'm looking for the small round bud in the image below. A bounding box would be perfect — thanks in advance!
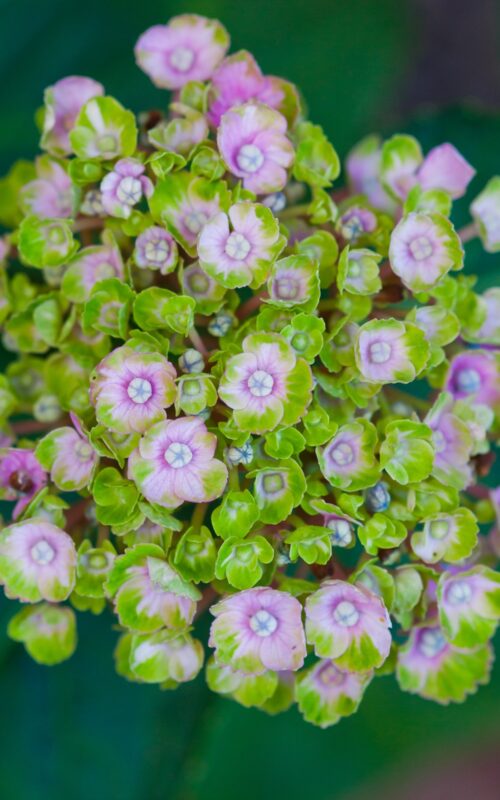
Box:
[365,481,391,513]
[226,441,254,466]
[178,348,205,374]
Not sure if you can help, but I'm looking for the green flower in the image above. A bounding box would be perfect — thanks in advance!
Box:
[437,566,500,648]
[357,514,407,556]
[317,419,379,492]
[128,630,204,686]
[215,535,274,589]
[18,216,78,268]
[295,660,372,728]
[267,255,320,311]
[69,96,137,160]
[285,525,332,565]
[252,459,306,524]
[76,540,116,598]
[293,122,340,187]
[380,420,435,485]
[173,525,217,583]
[8,603,77,666]
[411,508,479,564]
[337,247,382,296]
[281,313,325,363]
[211,490,260,540]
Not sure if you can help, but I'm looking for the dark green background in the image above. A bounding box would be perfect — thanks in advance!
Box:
[1,1,500,798]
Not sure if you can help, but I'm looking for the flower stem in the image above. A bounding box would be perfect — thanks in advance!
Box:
[459,222,478,244]
[188,327,209,357]
[191,502,208,531]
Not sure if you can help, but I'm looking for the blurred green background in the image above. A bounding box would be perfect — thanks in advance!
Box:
[1,0,500,798]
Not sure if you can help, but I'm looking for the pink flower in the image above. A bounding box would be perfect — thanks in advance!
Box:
[446,350,500,411]
[135,14,229,90]
[100,159,153,219]
[218,102,294,194]
[208,50,286,127]
[0,449,47,519]
[134,226,178,274]
[41,75,104,156]
[417,143,476,199]
[62,242,124,303]
[90,346,177,434]
[20,157,73,219]
[128,416,228,509]
[0,520,76,602]
[209,587,306,674]
[35,414,99,492]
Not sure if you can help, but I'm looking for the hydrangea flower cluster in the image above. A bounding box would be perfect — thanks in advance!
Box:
[0,13,499,725]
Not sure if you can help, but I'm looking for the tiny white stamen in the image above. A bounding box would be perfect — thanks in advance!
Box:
[127,377,153,404]
[330,442,354,467]
[409,235,434,261]
[419,629,447,658]
[169,46,195,73]
[250,609,278,637]
[224,232,251,261]
[275,276,300,300]
[164,442,193,469]
[429,519,449,540]
[31,539,56,566]
[236,144,264,174]
[145,239,169,264]
[446,580,472,606]
[116,176,142,206]
[333,600,359,627]
[75,441,94,461]
[368,340,392,364]
[248,369,274,397]
[184,210,208,235]
[456,368,481,394]
[327,519,353,547]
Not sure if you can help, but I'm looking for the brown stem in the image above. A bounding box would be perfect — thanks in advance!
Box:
[459,222,478,243]
[237,292,267,320]
[12,419,66,436]
[73,217,104,233]
[194,586,218,620]
[188,327,209,357]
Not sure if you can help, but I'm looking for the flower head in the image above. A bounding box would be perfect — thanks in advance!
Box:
[305,579,392,670]
[411,508,478,564]
[128,416,228,509]
[62,242,124,303]
[218,102,294,194]
[134,226,178,274]
[20,157,73,219]
[445,350,500,413]
[0,448,47,518]
[437,566,500,648]
[129,630,204,684]
[396,624,492,704]
[209,587,306,674]
[135,14,229,89]
[417,143,475,199]
[471,177,500,252]
[90,346,177,434]
[425,393,473,490]
[207,50,288,127]
[389,212,463,292]
[318,419,379,491]
[197,201,283,288]
[101,159,153,219]
[219,333,313,434]
[355,318,429,384]
[295,660,372,728]
[41,75,104,156]
[0,520,76,602]
[35,415,99,492]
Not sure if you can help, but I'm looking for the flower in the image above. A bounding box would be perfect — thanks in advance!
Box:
[69,96,137,161]
[209,587,306,674]
[197,201,283,288]
[345,134,396,212]
[424,393,473,489]
[41,75,104,156]
[396,624,492,704]
[437,567,500,648]
[338,206,377,242]
[35,414,99,491]
[128,416,228,509]
[133,226,178,274]
[445,350,500,413]
[295,660,372,728]
[355,318,429,384]
[267,255,320,310]
[207,50,288,127]
[471,177,500,252]
[62,242,124,303]
[128,631,204,684]
[219,333,313,434]
[218,102,294,194]
[469,288,500,344]
[0,448,47,518]
[135,14,229,89]
[389,212,463,292]
[317,419,379,492]
[0,520,76,602]
[417,143,476,199]
[411,508,478,564]
[305,579,392,670]
[100,159,153,219]
[181,262,226,314]
[105,543,200,632]
[90,346,177,435]
[20,157,73,219]
[8,603,77,665]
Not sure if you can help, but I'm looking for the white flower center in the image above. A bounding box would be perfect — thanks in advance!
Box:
[164,442,193,469]
[368,340,392,364]
[236,144,264,173]
[127,377,153,404]
[30,539,56,566]
[327,518,353,547]
[330,442,354,466]
[419,629,447,658]
[275,276,300,300]
[409,235,434,261]
[184,210,208,235]
[116,176,142,206]
[333,600,359,627]
[169,46,195,73]
[429,519,449,540]
[248,369,274,397]
[145,239,170,264]
[249,609,278,637]
[456,368,481,394]
[446,580,472,606]
[75,441,94,461]
[224,232,251,261]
